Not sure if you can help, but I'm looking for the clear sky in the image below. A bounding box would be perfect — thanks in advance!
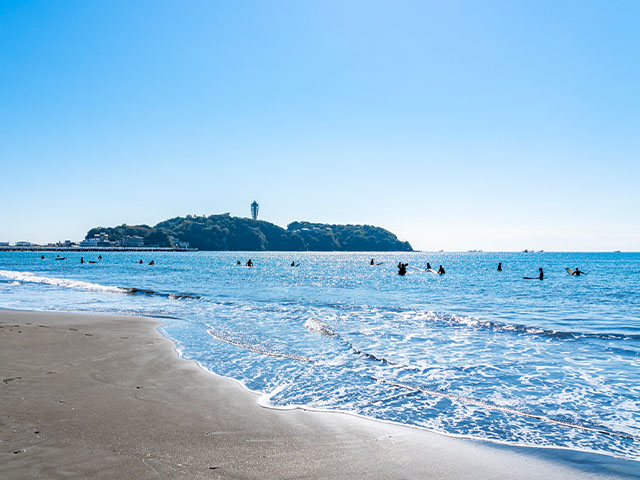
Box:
[1,1,639,251]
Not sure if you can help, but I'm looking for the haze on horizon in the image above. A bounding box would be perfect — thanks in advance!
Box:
[1,1,638,251]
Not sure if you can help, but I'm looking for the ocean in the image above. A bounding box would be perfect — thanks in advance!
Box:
[1,251,639,461]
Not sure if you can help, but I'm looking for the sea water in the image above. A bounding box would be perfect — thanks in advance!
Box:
[1,251,639,461]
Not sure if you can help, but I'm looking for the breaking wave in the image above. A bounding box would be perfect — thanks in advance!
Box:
[0,269,126,293]
[0,270,202,300]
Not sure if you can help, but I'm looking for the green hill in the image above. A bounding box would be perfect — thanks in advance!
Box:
[86,214,413,251]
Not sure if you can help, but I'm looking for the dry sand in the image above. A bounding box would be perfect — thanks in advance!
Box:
[1,309,637,479]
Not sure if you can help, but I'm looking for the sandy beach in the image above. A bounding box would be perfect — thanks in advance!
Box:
[0,309,637,479]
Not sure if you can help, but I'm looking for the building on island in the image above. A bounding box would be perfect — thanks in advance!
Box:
[80,233,115,248]
[169,236,190,249]
[120,235,144,248]
[251,200,259,220]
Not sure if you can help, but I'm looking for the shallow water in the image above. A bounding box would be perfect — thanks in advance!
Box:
[1,251,639,460]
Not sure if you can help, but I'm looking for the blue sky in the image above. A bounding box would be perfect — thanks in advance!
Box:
[1,1,638,250]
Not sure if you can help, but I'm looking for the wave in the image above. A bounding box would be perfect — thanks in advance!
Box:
[0,269,127,294]
[304,318,336,336]
[125,287,202,300]
[416,311,640,341]
[304,318,397,365]
[207,329,312,363]
[0,270,202,300]
[371,377,640,442]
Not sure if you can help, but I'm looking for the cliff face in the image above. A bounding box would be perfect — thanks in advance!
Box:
[87,214,413,251]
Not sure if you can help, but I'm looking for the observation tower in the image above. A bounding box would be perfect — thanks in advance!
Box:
[251,200,259,220]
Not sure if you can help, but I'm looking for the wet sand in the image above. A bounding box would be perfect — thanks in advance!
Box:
[1,309,637,479]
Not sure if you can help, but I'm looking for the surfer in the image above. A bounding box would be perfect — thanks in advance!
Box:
[438,265,445,275]
[41,255,45,259]
[397,262,408,276]
[237,260,241,265]
[370,258,375,266]
[247,259,253,267]
[497,262,502,271]
[98,255,102,260]
[80,257,84,264]
[426,262,432,270]
[291,261,296,267]
[139,259,144,264]
[524,268,543,280]
[573,267,584,276]
[149,260,154,266]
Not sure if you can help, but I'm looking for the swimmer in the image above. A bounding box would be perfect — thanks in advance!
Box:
[397,262,408,276]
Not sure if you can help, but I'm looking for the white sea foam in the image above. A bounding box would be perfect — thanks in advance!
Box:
[304,318,336,336]
[0,270,126,294]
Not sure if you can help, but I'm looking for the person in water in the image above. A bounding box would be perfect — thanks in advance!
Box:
[80,257,84,264]
[370,259,375,266]
[573,267,583,276]
[98,255,102,260]
[291,261,296,267]
[397,262,408,276]
[538,268,544,280]
[438,265,445,275]
[247,259,253,267]
[236,260,241,265]
[149,260,155,265]
[426,262,432,270]
[41,255,45,259]
[497,262,502,271]
[139,259,144,264]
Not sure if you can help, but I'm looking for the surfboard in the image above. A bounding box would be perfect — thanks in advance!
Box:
[426,269,438,275]
[566,268,575,276]
[410,266,424,272]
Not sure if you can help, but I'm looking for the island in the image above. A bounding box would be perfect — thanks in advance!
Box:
[85,214,413,251]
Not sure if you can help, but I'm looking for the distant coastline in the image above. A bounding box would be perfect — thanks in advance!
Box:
[0,246,195,252]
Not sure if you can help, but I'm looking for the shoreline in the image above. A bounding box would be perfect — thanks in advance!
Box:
[1,309,638,479]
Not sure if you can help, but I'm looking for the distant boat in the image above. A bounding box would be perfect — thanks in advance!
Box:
[614,250,621,253]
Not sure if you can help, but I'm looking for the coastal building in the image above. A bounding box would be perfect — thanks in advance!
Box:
[251,200,259,220]
[80,232,115,248]
[169,236,190,249]
[80,238,98,247]
[120,235,144,248]
[16,241,33,246]
[0,241,9,246]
